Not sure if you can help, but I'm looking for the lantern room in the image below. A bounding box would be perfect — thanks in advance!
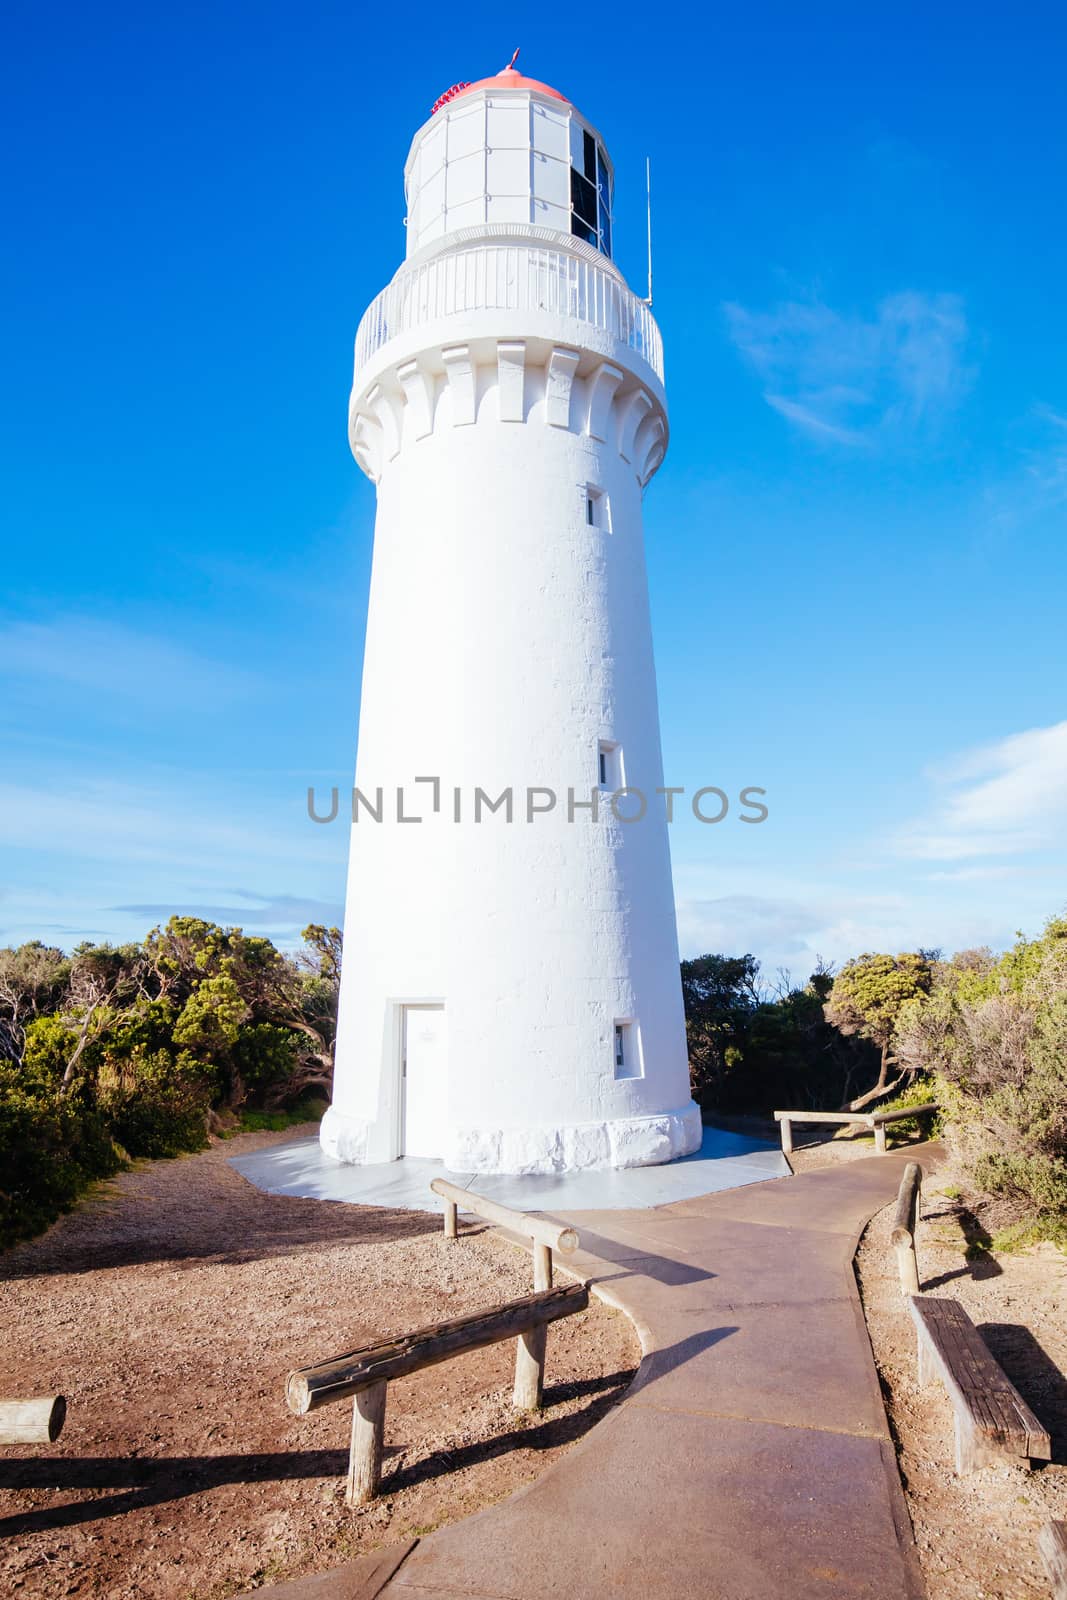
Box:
[403,59,614,260]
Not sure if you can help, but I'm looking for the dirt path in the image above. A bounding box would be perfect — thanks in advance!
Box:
[855,1153,1067,1600]
[0,1128,638,1599]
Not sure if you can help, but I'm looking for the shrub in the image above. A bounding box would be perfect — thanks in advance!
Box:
[895,918,1067,1247]
[0,919,343,1250]
[0,1064,123,1247]
[873,1074,944,1139]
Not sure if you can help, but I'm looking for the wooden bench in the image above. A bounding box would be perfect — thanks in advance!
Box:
[773,1103,938,1156]
[908,1295,1051,1473]
[1039,1522,1067,1600]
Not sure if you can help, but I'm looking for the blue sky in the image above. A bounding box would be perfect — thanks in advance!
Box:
[2,0,1065,978]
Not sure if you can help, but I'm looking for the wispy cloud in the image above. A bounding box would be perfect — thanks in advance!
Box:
[0,615,258,708]
[112,891,343,930]
[0,775,329,871]
[674,880,1028,975]
[0,773,347,950]
[896,720,1067,861]
[985,404,1067,535]
[1021,406,1067,501]
[724,291,972,445]
[675,889,922,976]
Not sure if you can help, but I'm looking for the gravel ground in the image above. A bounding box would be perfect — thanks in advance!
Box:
[855,1153,1067,1600]
[0,1126,639,1599]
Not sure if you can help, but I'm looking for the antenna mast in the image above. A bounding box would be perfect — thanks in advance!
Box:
[645,157,654,306]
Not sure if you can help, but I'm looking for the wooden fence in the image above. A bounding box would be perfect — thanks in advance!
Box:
[286,1184,588,1505]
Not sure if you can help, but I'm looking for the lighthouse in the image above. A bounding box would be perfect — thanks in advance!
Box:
[320,56,702,1174]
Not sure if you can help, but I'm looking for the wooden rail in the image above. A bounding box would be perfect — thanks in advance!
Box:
[286,1283,590,1505]
[430,1177,579,1294]
[890,1162,923,1295]
[0,1396,66,1445]
[773,1104,938,1156]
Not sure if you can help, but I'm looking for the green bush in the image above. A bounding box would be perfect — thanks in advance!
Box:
[875,1075,944,1139]
[0,1065,123,1247]
[0,919,342,1251]
[973,1151,1067,1222]
[894,919,1067,1247]
[98,1051,211,1160]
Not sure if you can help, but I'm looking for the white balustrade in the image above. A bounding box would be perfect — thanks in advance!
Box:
[355,243,663,382]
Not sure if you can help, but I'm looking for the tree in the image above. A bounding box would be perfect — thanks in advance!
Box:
[680,954,864,1116]
[0,942,69,1064]
[893,916,1067,1244]
[681,954,762,1107]
[824,952,933,1109]
[56,943,146,1090]
[256,926,342,1106]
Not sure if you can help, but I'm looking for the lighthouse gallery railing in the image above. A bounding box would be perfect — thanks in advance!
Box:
[354,244,664,384]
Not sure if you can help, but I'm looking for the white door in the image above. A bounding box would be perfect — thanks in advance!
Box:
[402,1005,447,1158]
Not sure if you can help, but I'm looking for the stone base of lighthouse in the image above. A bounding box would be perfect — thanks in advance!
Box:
[320,1102,702,1175]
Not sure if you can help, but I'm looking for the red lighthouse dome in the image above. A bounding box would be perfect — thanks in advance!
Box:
[432,50,568,115]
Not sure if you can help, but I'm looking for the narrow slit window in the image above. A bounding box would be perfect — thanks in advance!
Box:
[613,1020,642,1080]
[598,740,622,789]
[585,484,610,531]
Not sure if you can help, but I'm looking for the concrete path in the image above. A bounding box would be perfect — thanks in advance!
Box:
[229,1125,789,1213]
[377,1148,930,1600]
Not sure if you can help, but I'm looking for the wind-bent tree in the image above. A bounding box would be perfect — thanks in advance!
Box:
[0,942,69,1064]
[256,925,342,1106]
[824,951,933,1109]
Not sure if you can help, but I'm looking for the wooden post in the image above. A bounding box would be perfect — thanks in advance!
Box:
[895,1238,920,1295]
[0,1396,66,1445]
[891,1162,923,1296]
[442,1199,458,1239]
[779,1117,793,1156]
[514,1239,554,1404]
[513,1325,546,1411]
[533,1241,552,1292]
[346,1379,387,1506]
[874,1122,888,1154]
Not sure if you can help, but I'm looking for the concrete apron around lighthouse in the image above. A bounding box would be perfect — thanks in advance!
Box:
[322,66,702,1176]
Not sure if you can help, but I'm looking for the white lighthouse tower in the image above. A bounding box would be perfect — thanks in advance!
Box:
[321,55,701,1174]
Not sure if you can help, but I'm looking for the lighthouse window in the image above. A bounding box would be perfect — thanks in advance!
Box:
[598,740,622,789]
[613,1021,642,1080]
[585,484,610,530]
[599,198,612,258]
[570,131,613,256]
[570,167,598,244]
